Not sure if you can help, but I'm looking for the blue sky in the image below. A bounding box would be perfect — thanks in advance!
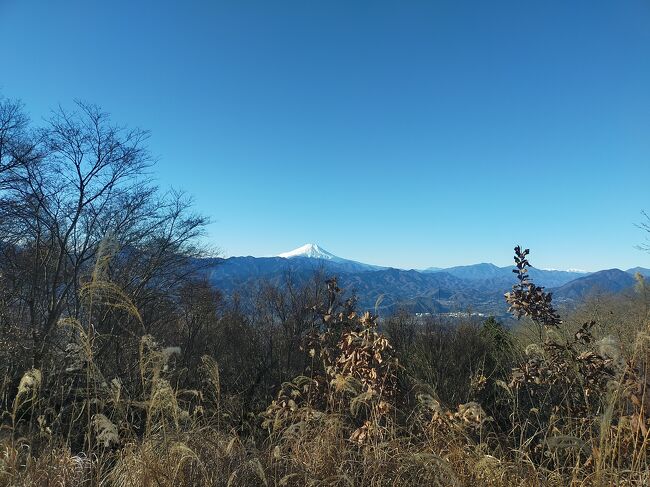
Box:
[1,0,649,270]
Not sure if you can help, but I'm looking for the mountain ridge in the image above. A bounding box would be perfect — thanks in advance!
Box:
[205,244,646,316]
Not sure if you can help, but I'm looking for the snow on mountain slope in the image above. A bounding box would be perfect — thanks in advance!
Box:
[278,243,342,261]
[277,243,384,271]
[541,268,590,273]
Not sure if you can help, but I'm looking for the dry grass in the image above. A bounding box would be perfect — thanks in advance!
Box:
[1,251,649,486]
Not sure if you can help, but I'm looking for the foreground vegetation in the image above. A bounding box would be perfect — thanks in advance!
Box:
[1,96,649,485]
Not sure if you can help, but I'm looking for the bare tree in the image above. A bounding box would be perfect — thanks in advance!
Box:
[0,100,209,366]
[638,211,650,253]
[0,96,37,190]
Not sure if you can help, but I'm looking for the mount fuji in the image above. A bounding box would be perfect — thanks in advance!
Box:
[277,243,384,272]
[278,243,344,261]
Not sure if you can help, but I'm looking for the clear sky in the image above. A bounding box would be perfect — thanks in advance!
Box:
[1,1,649,270]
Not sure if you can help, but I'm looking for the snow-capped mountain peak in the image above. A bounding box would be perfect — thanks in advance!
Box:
[278,243,340,261]
[276,244,384,272]
[540,268,590,274]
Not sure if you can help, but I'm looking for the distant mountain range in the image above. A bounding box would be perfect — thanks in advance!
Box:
[202,244,648,317]
[553,269,637,302]
[424,262,588,288]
